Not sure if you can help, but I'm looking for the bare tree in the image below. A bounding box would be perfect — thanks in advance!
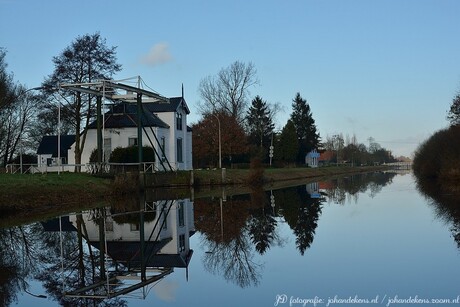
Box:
[198,61,258,122]
[0,49,45,166]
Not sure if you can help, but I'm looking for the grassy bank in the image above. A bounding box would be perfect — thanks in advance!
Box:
[191,165,390,185]
[0,165,389,208]
[0,172,112,207]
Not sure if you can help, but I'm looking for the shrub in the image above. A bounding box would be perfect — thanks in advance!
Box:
[109,146,155,163]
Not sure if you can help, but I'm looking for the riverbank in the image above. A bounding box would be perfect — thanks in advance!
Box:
[0,165,391,228]
[0,165,389,206]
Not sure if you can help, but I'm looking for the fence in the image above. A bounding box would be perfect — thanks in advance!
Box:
[5,162,173,174]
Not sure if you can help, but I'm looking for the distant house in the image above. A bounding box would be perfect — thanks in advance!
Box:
[67,96,193,171]
[319,150,335,166]
[305,149,320,168]
[36,135,75,171]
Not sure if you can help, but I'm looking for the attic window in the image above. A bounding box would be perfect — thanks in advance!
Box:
[176,112,183,130]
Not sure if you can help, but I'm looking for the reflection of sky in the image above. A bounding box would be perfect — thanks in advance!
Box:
[17,173,460,306]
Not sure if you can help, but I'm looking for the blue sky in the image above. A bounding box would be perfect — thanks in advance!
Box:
[1,0,460,157]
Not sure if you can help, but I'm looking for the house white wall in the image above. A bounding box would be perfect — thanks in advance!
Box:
[36,154,74,173]
[154,105,192,171]
[68,102,192,171]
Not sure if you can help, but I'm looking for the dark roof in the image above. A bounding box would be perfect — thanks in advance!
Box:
[37,135,75,157]
[88,239,193,268]
[87,103,169,129]
[41,216,76,232]
[144,97,190,114]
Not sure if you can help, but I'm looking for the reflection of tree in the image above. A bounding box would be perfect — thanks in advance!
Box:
[247,187,281,255]
[0,223,43,306]
[195,196,263,288]
[324,172,397,204]
[248,213,276,255]
[276,186,322,255]
[415,177,460,249]
[202,234,262,288]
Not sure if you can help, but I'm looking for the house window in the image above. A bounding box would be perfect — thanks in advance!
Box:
[104,138,111,162]
[178,201,185,227]
[176,138,183,163]
[46,158,53,166]
[128,137,138,146]
[179,234,186,252]
[130,223,140,231]
[176,112,183,130]
[161,137,166,160]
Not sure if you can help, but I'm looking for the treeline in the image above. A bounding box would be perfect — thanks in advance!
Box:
[413,92,460,181]
[192,63,321,168]
[191,92,321,168]
[322,134,396,166]
[191,61,397,168]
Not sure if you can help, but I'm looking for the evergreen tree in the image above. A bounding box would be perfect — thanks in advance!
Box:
[246,95,275,148]
[274,120,298,164]
[447,94,460,126]
[290,92,320,162]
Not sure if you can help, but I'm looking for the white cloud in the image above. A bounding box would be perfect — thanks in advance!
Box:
[140,42,172,66]
[153,279,178,302]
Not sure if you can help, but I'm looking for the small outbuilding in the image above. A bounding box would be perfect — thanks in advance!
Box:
[37,135,76,167]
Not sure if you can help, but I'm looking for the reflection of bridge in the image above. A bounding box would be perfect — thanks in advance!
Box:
[46,197,195,301]
[384,162,412,170]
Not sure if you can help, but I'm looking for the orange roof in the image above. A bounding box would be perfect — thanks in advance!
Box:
[319,150,335,161]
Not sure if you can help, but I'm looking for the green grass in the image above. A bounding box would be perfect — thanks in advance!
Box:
[0,172,108,186]
[0,172,112,208]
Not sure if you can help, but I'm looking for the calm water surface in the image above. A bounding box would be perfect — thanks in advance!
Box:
[4,171,460,307]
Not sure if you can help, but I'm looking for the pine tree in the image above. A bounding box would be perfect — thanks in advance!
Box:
[447,94,460,126]
[290,92,320,162]
[274,120,298,163]
[246,95,275,148]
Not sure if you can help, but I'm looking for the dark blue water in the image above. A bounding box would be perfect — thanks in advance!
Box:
[4,172,460,307]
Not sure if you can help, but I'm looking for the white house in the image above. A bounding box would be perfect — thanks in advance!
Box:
[67,96,193,171]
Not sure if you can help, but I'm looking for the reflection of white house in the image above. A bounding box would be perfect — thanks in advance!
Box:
[306,182,321,199]
[67,96,193,171]
[70,198,195,269]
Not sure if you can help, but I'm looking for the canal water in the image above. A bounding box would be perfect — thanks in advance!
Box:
[3,171,460,307]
